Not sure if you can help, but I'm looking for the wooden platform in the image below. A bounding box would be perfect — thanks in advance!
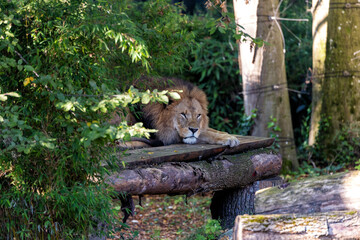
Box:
[109,135,280,229]
[117,135,274,168]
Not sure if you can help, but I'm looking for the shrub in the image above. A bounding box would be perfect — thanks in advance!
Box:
[0,0,193,238]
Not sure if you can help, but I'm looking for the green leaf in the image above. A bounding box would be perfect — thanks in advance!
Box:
[24,65,35,72]
[168,91,181,100]
[6,92,20,98]
[141,94,151,104]
[63,102,74,111]
[0,95,8,101]
[159,95,169,103]
[40,141,55,149]
[89,80,97,90]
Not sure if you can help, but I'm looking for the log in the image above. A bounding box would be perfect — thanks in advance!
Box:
[233,211,360,240]
[107,149,281,195]
[255,171,360,215]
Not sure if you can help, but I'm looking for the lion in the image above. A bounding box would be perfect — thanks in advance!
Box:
[126,78,240,147]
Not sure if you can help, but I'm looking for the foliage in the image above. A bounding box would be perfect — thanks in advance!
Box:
[288,116,360,179]
[185,219,222,240]
[186,9,255,135]
[267,116,281,150]
[310,118,360,167]
[355,159,360,171]
[120,0,196,81]
[285,161,345,181]
[0,0,191,238]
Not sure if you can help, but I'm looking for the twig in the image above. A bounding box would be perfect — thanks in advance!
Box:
[14,50,40,78]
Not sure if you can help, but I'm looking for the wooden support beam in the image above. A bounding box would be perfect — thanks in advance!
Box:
[107,148,281,195]
[210,176,284,229]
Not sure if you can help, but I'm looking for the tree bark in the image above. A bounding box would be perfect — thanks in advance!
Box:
[211,184,256,229]
[210,177,284,229]
[233,211,360,240]
[319,0,360,153]
[107,149,281,195]
[233,0,298,170]
[309,0,330,146]
[255,171,360,215]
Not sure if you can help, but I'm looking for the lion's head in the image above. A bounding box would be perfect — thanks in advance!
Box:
[171,96,208,144]
[140,79,209,145]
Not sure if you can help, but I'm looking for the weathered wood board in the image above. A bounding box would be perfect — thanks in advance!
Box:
[117,135,274,168]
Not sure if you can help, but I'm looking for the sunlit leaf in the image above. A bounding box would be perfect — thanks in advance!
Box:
[0,95,8,101]
[168,91,181,100]
[141,94,151,104]
[6,92,20,98]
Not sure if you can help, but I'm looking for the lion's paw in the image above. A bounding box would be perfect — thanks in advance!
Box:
[222,136,240,147]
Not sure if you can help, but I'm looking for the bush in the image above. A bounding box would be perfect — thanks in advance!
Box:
[0,0,194,238]
[186,219,222,240]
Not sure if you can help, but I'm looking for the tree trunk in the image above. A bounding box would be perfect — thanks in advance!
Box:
[211,184,256,229]
[319,0,360,153]
[107,149,281,195]
[255,171,360,215]
[233,0,298,170]
[233,211,360,240]
[210,177,284,229]
[309,0,330,146]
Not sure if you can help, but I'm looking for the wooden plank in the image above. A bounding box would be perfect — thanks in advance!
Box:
[117,135,274,168]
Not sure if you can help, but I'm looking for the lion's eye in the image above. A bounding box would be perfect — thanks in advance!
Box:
[181,113,187,119]
[197,114,201,119]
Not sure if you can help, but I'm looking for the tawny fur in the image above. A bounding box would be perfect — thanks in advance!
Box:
[127,78,240,147]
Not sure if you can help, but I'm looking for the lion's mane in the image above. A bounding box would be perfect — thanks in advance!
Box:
[127,78,208,145]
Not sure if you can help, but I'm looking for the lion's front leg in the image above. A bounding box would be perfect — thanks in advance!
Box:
[198,128,240,147]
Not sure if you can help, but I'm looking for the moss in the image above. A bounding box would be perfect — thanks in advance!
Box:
[227,148,277,162]
[244,215,268,224]
[345,211,357,215]
[280,158,293,174]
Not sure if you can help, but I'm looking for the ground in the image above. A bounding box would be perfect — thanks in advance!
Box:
[112,193,217,239]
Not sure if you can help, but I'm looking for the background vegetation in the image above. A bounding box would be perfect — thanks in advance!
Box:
[1,0,359,238]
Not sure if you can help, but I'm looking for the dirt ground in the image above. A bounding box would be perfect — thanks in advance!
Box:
[111,194,214,240]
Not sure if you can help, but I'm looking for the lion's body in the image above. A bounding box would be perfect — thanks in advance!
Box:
[127,78,240,147]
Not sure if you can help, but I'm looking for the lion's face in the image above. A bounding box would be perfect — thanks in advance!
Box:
[172,98,208,144]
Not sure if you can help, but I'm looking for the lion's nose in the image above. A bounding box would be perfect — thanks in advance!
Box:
[189,127,198,134]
